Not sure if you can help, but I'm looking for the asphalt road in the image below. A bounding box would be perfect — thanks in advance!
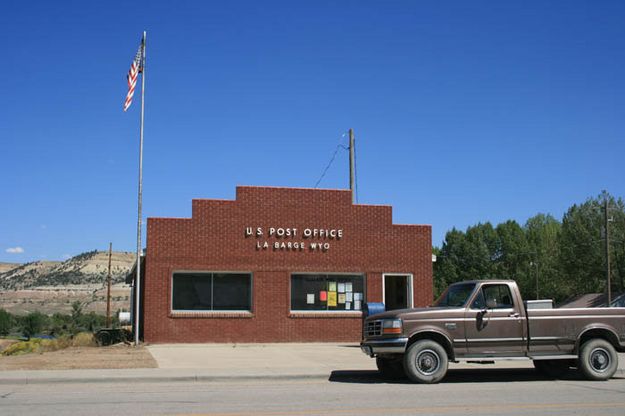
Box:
[1,369,624,416]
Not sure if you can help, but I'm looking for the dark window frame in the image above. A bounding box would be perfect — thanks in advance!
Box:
[290,273,365,312]
[171,271,253,312]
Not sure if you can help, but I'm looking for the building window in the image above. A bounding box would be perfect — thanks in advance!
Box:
[291,274,365,312]
[172,272,252,311]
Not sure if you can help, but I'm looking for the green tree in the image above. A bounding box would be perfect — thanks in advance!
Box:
[20,312,48,340]
[49,313,72,337]
[78,312,106,332]
[558,192,625,299]
[434,223,500,297]
[70,301,84,334]
[0,309,13,336]
[524,214,565,301]
[495,220,530,283]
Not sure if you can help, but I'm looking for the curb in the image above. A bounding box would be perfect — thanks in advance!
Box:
[2,368,623,385]
[0,373,331,385]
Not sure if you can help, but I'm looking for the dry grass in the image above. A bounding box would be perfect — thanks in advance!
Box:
[2,332,96,356]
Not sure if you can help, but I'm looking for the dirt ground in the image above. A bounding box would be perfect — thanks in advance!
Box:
[0,343,157,371]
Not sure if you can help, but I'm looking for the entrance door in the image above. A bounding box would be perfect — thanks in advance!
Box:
[383,274,413,310]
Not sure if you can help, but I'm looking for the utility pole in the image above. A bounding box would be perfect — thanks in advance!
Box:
[106,242,112,327]
[604,198,612,305]
[349,128,355,203]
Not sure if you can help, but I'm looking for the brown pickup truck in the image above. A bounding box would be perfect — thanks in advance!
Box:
[361,280,625,383]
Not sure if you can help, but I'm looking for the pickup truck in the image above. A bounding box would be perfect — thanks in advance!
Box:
[360,280,625,383]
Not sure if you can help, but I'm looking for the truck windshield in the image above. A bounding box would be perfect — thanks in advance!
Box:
[433,283,476,307]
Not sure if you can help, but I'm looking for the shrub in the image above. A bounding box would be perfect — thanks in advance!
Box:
[20,312,48,340]
[2,338,43,356]
[71,332,96,347]
[0,309,13,336]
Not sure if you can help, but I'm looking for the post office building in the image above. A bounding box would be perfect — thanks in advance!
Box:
[132,186,432,343]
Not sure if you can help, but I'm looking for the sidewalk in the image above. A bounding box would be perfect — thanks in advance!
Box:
[0,344,623,385]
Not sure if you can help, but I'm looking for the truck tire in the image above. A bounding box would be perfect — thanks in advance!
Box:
[376,356,405,379]
[403,340,448,384]
[578,339,618,381]
[533,359,570,378]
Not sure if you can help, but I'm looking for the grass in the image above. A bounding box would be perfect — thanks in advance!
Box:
[1,332,96,356]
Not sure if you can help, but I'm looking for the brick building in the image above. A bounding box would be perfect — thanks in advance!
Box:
[130,186,432,343]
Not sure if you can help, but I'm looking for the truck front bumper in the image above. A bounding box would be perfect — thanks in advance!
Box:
[360,337,408,356]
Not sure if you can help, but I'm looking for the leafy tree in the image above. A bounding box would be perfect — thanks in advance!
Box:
[0,309,13,336]
[558,192,625,299]
[20,312,48,340]
[78,312,106,332]
[69,300,88,334]
[434,191,624,304]
[49,313,72,336]
[434,223,500,297]
[495,220,530,283]
[524,214,565,301]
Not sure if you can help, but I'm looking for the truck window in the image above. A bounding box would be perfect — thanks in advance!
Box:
[471,284,514,309]
[434,282,476,307]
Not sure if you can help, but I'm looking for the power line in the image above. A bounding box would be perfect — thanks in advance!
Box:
[314,132,348,188]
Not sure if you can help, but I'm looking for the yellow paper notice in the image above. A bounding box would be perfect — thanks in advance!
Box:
[328,292,337,307]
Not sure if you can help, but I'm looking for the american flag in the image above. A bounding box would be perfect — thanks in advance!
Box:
[123,41,144,112]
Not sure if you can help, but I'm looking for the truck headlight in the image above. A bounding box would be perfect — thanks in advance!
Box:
[382,319,402,335]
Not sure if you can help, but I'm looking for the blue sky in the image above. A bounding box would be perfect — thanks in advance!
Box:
[1,0,623,263]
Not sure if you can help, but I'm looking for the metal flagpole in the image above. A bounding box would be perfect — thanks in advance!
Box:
[134,31,146,346]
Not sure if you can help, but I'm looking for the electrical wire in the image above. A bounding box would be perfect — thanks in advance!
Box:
[314,132,348,188]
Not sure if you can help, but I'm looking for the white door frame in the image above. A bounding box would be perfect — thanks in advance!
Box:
[382,273,414,309]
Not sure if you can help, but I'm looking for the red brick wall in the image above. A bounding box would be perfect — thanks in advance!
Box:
[143,186,432,343]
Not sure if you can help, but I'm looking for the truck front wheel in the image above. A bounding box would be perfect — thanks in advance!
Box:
[578,339,618,381]
[403,340,448,384]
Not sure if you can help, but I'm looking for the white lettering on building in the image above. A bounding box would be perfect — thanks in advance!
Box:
[246,226,343,252]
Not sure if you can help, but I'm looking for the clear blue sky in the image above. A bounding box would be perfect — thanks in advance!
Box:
[1,0,623,263]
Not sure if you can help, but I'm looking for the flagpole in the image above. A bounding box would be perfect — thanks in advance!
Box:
[134,30,146,346]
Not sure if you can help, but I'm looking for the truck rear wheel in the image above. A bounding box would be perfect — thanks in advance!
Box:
[403,340,448,384]
[578,339,618,381]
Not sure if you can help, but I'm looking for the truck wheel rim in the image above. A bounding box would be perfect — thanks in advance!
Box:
[590,348,610,373]
[416,349,440,375]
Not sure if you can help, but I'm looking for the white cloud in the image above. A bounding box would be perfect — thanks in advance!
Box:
[6,247,25,254]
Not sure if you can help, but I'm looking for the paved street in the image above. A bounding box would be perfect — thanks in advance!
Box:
[1,368,624,416]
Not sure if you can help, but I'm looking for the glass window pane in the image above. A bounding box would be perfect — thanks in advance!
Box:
[172,273,212,310]
[213,273,251,311]
[291,274,326,311]
[482,285,514,309]
[291,274,364,311]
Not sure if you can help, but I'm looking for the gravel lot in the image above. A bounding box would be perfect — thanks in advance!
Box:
[0,343,157,371]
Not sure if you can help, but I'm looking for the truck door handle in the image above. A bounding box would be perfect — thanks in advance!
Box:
[508,312,520,318]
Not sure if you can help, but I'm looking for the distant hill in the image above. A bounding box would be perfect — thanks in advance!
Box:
[0,251,136,316]
[0,250,135,290]
[0,262,21,274]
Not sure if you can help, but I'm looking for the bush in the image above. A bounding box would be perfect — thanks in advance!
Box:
[71,332,96,347]
[1,332,96,356]
[20,312,48,339]
[0,309,13,336]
